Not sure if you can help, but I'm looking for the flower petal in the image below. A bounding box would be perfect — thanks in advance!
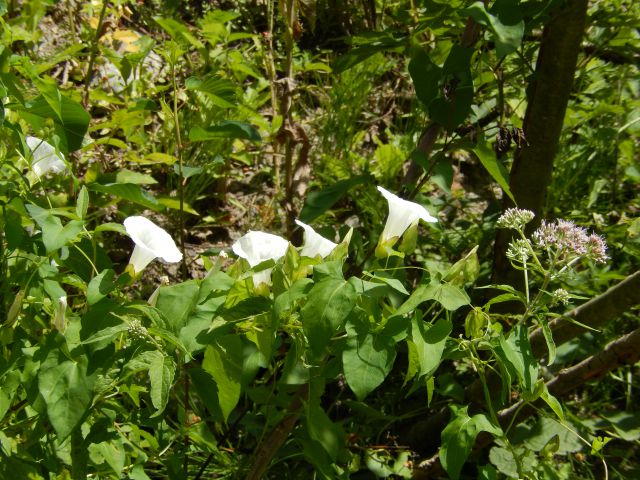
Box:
[295,219,337,258]
[123,216,182,273]
[26,136,67,176]
[231,231,289,267]
[377,186,437,244]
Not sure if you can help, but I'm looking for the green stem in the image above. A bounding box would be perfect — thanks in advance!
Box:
[82,0,109,108]
[170,53,188,281]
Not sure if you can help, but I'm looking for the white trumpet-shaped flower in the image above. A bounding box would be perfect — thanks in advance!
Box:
[53,296,67,332]
[377,186,437,245]
[232,231,289,286]
[295,220,337,258]
[25,136,67,177]
[123,216,182,274]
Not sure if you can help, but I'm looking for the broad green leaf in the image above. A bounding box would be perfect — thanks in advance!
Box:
[444,246,480,286]
[461,2,525,57]
[38,351,94,439]
[429,45,474,131]
[408,49,442,108]
[472,141,516,203]
[87,269,123,305]
[306,403,344,461]
[440,405,503,480]
[76,186,89,219]
[498,324,539,394]
[203,336,243,421]
[185,75,236,108]
[88,183,163,211]
[489,446,536,478]
[173,163,203,179]
[148,352,175,415]
[21,83,90,152]
[301,278,356,355]
[26,204,84,252]
[464,307,489,339]
[155,281,200,332]
[410,317,451,378]
[274,278,313,318]
[396,281,470,315]
[299,175,371,223]
[189,121,261,142]
[0,371,20,421]
[343,317,396,400]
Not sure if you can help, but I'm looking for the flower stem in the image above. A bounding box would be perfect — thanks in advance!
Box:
[170,50,188,282]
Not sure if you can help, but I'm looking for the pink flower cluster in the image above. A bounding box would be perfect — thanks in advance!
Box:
[533,219,608,263]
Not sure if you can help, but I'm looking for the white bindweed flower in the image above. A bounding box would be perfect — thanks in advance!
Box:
[295,220,337,258]
[53,296,67,332]
[232,231,289,286]
[25,136,67,177]
[123,216,182,274]
[377,186,437,245]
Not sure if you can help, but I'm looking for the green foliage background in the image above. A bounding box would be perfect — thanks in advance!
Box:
[0,0,638,479]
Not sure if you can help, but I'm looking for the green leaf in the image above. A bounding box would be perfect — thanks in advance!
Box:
[541,318,556,365]
[440,405,503,480]
[299,175,371,223]
[540,384,564,421]
[185,75,236,108]
[306,403,344,461]
[444,246,480,286]
[429,45,474,131]
[38,350,94,439]
[189,121,261,142]
[461,1,525,57]
[408,49,443,108]
[343,315,396,400]
[410,317,451,378]
[498,324,539,393]
[148,352,175,415]
[301,278,356,355]
[154,17,205,49]
[76,186,89,219]
[87,269,123,305]
[155,281,200,332]
[472,140,516,203]
[88,182,162,211]
[21,89,90,153]
[396,281,470,315]
[203,336,243,422]
[26,204,84,252]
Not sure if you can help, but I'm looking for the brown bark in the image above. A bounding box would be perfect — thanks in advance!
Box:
[245,384,308,480]
[412,327,640,479]
[492,0,589,287]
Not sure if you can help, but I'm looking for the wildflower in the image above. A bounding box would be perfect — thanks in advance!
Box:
[295,220,337,258]
[25,136,67,176]
[123,216,183,274]
[377,186,437,246]
[53,296,67,332]
[533,219,608,264]
[232,231,289,286]
[586,234,608,263]
[496,208,535,231]
[506,238,531,263]
[551,288,571,306]
[127,318,148,341]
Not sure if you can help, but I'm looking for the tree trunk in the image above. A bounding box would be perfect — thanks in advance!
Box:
[492,0,589,287]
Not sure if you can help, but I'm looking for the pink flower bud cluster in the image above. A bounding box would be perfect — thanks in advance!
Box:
[533,219,608,263]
